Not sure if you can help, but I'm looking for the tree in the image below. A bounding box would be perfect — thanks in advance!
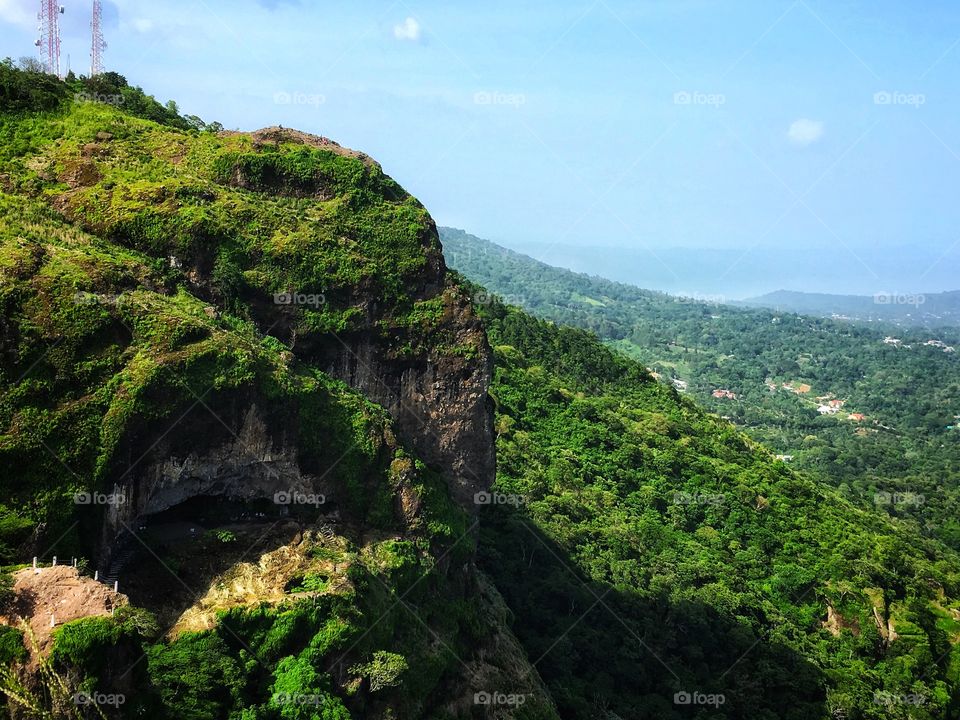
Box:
[15,57,44,73]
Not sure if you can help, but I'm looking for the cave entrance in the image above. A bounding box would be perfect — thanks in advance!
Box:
[103,493,337,626]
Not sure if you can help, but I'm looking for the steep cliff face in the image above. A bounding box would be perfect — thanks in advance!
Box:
[318,283,495,507]
[217,129,496,508]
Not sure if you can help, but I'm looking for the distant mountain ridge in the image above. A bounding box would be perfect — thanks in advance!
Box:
[497,237,960,300]
[741,288,960,328]
[440,225,960,551]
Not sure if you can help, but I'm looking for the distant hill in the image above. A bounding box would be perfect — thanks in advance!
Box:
[440,225,960,550]
[741,289,960,328]
[500,238,960,300]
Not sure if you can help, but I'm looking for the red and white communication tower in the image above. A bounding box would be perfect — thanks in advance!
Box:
[36,1,65,77]
[90,0,106,76]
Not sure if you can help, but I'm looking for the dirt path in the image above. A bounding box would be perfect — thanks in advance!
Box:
[0,566,126,655]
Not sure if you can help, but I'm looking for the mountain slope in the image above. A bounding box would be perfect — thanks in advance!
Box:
[741,289,960,328]
[1,64,959,720]
[441,227,960,551]
[476,298,960,719]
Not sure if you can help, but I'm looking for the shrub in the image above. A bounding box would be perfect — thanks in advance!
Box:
[0,625,26,664]
[349,651,408,692]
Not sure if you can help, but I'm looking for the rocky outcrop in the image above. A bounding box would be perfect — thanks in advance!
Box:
[320,287,495,508]
[93,401,321,579]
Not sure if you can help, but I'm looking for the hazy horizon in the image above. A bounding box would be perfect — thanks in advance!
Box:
[444,228,959,299]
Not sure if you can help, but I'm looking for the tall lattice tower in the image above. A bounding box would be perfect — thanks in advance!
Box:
[90,0,106,77]
[37,1,64,77]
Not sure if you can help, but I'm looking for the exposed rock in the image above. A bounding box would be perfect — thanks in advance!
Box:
[822,603,860,637]
[58,159,101,188]
[221,126,377,167]
[242,216,495,508]
[872,605,898,644]
[100,405,317,563]
[168,527,351,638]
[319,286,495,508]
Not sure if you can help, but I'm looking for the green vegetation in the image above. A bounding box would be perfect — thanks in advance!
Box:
[1,59,207,129]
[443,227,960,550]
[348,651,409,692]
[0,626,25,665]
[2,64,959,720]
[0,66,496,719]
[478,299,960,719]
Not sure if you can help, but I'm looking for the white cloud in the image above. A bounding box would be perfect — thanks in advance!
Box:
[787,118,824,146]
[0,0,33,28]
[131,17,154,33]
[393,16,421,42]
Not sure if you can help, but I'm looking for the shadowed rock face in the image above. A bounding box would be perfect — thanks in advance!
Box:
[93,397,311,578]
[242,210,496,509]
[100,405,317,548]
[321,288,496,508]
[94,208,492,581]
[210,133,497,509]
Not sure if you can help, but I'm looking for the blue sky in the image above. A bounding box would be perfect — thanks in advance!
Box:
[2,0,959,293]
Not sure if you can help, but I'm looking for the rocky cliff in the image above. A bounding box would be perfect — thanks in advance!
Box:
[46,122,495,523]
[0,72,548,720]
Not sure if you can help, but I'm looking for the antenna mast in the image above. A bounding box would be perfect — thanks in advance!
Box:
[91,0,106,76]
[37,1,64,77]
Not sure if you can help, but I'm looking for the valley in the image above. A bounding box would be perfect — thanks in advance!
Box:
[442,227,960,552]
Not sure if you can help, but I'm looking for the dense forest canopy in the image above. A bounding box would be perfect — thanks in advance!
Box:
[474,295,960,719]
